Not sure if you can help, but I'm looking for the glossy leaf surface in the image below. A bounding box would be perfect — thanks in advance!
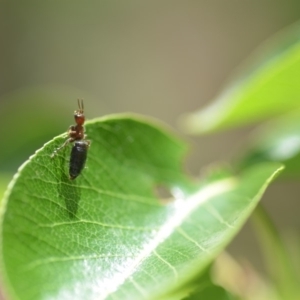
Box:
[0,115,282,300]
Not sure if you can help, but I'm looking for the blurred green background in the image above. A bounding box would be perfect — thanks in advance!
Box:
[1,0,300,278]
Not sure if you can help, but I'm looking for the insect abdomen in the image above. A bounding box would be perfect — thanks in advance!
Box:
[69,140,89,180]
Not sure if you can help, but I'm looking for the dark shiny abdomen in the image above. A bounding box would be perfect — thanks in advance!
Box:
[69,140,89,179]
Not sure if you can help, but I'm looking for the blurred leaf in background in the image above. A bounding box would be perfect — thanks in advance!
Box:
[182,21,300,134]
[238,111,300,178]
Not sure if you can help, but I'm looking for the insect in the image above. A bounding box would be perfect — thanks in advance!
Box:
[51,99,90,180]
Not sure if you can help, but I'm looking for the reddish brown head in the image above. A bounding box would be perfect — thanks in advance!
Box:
[74,99,85,126]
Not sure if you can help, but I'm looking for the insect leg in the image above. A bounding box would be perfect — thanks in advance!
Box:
[51,138,74,158]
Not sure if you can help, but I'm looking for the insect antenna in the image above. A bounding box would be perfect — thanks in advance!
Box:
[77,99,84,113]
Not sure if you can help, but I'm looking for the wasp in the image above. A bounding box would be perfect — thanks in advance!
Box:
[51,99,90,179]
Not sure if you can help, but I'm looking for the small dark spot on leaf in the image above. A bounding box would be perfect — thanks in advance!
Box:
[154,184,175,204]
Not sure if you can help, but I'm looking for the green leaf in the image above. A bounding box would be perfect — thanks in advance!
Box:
[0,173,12,203]
[182,22,300,134]
[169,267,236,300]
[182,283,234,300]
[0,114,282,300]
[239,111,300,177]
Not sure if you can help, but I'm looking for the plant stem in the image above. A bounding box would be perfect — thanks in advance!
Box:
[252,204,299,300]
